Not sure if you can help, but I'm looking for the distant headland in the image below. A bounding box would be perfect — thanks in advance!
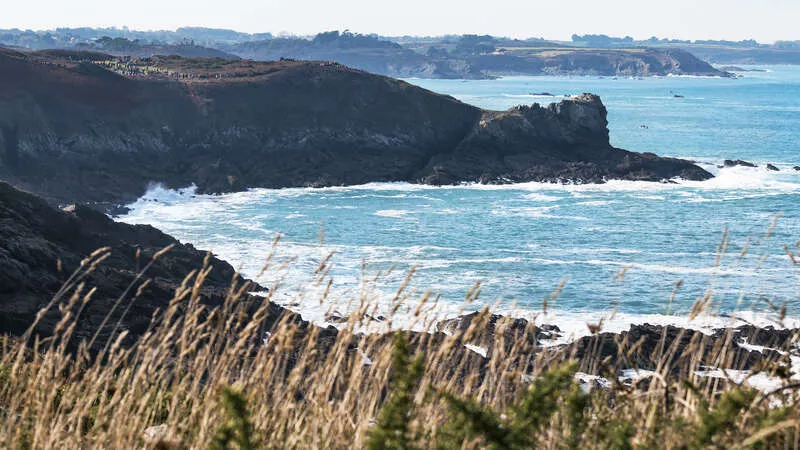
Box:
[0,28,741,79]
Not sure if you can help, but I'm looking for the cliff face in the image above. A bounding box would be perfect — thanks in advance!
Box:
[0,50,711,208]
[419,94,710,184]
[227,37,731,79]
[526,48,729,77]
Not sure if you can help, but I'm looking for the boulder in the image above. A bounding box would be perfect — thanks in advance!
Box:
[437,311,561,359]
[724,159,757,168]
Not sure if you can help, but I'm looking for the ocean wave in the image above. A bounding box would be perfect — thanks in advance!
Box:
[125,163,800,211]
[522,193,561,201]
[374,209,410,218]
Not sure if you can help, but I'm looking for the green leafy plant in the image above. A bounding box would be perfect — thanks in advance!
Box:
[366,332,425,450]
[210,387,256,450]
[437,363,589,449]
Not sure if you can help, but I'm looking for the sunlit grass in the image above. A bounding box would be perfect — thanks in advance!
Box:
[0,224,798,449]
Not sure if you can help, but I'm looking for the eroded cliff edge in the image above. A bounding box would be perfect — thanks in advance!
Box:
[0,49,711,209]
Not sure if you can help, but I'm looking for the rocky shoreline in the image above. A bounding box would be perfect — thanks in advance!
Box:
[2,181,797,380]
[435,311,798,383]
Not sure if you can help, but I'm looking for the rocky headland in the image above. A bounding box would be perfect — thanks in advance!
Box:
[0,29,735,80]
[0,49,711,211]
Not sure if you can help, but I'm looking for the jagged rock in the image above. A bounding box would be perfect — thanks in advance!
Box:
[432,313,798,378]
[724,159,757,168]
[437,311,561,358]
[569,323,794,374]
[418,94,710,185]
[0,182,292,350]
[766,163,780,171]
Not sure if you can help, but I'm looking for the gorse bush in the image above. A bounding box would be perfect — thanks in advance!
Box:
[366,332,425,450]
[211,387,256,450]
[435,363,585,449]
[0,243,798,449]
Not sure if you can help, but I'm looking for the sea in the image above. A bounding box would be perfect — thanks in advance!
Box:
[119,66,800,338]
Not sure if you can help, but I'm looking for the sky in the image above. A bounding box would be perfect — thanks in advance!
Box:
[2,0,798,43]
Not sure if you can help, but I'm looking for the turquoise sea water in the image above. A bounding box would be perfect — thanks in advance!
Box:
[121,67,800,332]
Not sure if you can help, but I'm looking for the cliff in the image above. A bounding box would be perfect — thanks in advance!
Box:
[0,29,733,79]
[227,35,731,79]
[0,181,309,350]
[0,50,711,208]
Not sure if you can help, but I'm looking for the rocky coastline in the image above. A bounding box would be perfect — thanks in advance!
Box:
[1,181,797,381]
[0,49,711,212]
[0,50,793,382]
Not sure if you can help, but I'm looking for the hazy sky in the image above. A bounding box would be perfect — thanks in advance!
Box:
[2,0,798,42]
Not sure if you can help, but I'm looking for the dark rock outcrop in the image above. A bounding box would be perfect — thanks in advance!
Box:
[568,324,790,374]
[436,311,561,358]
[724,159,757,168]
[437,313,798,376]
[0,124,19,168]
[418,94,710,184]
[0,181,295,349]
[0,49,711,209]
[766,163,780,171]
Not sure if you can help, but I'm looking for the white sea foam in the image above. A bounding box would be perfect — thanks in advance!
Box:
[119,161,800,338]
[124,163,800,214]
[522,193,561,201]
[576,200,618,206]
[464,344,488,357]
[694,368,789,392]
[374,209,410,218]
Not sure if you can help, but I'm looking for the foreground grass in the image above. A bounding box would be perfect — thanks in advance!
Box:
[1,247,799,449]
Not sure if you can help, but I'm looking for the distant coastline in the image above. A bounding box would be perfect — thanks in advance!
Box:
[1,28,735,79]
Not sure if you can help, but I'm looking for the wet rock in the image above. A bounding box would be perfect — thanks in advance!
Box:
[437,311,561,358]
[325,311,348,323]
[569,323,792,375]
[766,163,780,171]
[724,159,757,168]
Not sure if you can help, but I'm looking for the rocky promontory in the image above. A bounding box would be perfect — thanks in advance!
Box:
[0,181,300,350]
[0,49,711,210]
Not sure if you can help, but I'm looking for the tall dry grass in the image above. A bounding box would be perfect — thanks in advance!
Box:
[0,234,799,449]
